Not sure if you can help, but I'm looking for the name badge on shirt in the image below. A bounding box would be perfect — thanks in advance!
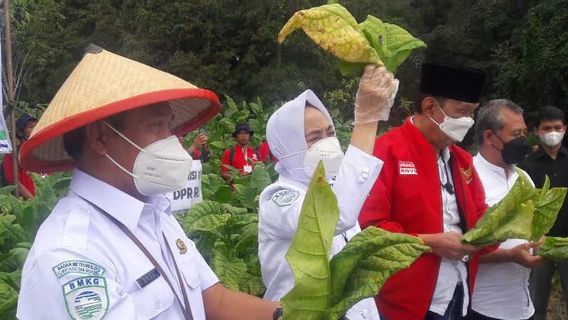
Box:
[136,268,161,289]
[243,165,253,174]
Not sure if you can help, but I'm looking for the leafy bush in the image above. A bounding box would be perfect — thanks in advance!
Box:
[0,173,71,319]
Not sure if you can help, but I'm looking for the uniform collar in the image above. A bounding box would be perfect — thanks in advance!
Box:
[70,169,171,231]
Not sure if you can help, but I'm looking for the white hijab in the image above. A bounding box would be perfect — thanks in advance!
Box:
[266,89,335,185]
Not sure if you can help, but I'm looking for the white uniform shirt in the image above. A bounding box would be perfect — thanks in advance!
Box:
[17,170,219,320]
[430,148,469,317]
[472,154,534,320]
[259,145,383,320]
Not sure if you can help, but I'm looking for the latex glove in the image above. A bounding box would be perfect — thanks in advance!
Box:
[353,65,399,124]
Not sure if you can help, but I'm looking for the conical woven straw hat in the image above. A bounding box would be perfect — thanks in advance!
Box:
[20,45,220,173]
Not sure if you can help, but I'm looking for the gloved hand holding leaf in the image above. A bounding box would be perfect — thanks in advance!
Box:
[280,162,429,320]
[278,3,426,74]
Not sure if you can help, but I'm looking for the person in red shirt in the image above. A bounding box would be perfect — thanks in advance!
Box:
[2,114,38,199]
[359,63,491,320]
[186,132,211,162]
[221,123,259,181]
[257,140,275,163]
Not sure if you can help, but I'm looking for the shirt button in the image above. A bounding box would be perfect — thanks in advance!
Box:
[362,309,368,318]
[359,167,370,182]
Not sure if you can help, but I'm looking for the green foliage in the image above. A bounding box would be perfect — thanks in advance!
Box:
[533,176,568,240]
[540,237,568,261]
[325,227,428,320]
[281,163,427,320]
[281,162,339,320]
[279,4,425,75]
[463,171,567,246]
[278,4,382,66]
[177,164,274,296]
[0,172,71,319]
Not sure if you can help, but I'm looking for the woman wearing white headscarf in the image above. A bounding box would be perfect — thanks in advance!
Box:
[258,66,398,319]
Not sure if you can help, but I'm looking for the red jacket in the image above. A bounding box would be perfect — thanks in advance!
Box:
[220,144,258,175]
[359,118,488,320]
[2,153,36,196]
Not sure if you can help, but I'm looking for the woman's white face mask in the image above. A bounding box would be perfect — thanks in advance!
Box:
[429,105,475,142]
[103,122,192,196]
[303,137,344,179]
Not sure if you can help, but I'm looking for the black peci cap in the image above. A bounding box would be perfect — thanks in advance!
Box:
[420,62,485,103]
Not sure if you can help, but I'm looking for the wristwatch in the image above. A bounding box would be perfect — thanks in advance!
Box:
[273,307,283,320]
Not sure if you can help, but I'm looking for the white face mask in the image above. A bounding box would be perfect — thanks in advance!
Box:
[303,137,344,179]
[103,122,192,196]
[540,131,565,147]
[430,105,475,142]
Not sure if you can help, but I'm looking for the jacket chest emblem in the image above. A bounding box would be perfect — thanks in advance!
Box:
[399,161,417,175]
[461,166,473,184]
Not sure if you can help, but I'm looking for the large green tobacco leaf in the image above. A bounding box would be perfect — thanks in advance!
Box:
[532,176,568,240]
[463,170,567,246]
[324,227,428,320]
[463,171,537,246]
[281,162,339,320]
[540,237,568,261]
[279,4,425,74]
[278,4,382,65]
[358,15,426,73]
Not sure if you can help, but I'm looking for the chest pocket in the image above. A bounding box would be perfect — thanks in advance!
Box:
[130,274,174,319]
[177,245,207,320]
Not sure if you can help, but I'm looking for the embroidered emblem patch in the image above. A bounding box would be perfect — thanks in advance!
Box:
[461,167,473,184]
[271,189,300,207]
[399,161,417,175]
[63,276,108,320]
[176,239,188,254]
[53,260,106,278]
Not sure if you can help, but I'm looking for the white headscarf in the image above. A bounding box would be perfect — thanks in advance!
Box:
[266,89,334,185]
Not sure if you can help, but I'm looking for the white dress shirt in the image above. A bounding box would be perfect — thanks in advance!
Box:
[258,145,383,320]
[17,170,218,320]
[429,148,469,317]
[472,154,535,320]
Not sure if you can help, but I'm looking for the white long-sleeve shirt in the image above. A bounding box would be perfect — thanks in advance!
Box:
[472,153,535,320]
[258,145,383,320]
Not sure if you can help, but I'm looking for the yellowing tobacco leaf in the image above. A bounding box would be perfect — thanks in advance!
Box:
[278,4,382,65]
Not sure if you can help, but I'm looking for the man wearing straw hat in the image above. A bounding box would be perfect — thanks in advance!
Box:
[16,45,278,320]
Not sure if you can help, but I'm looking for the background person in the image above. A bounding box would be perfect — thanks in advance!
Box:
[220,123,258,181]
[471,99,542,320]
[186,132,210,163]
[519,105,568,320]
[1,114,38,199]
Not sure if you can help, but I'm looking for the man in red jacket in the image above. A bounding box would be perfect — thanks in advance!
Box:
[360,63,488,320]
[220,123,259,181]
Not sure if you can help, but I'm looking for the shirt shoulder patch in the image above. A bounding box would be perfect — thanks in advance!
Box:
[271,189,300,207]
[63,276,108,320]
[52,260,106,278]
